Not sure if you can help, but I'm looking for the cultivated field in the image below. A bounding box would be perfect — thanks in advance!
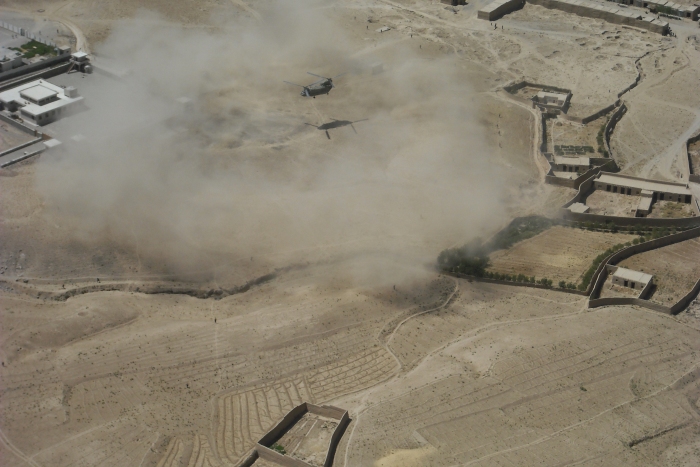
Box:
[618,236,700,305]
[487,226,637,284]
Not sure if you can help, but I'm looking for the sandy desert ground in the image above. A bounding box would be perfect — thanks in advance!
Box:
[1,1,700,466]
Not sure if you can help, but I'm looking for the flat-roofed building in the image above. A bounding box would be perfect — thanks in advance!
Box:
[569,202,590,214]
[552,156,591,173]
[0,49,23,72]
[594,172,692,204]
[533,90,572,112]
[0,79,83,125]
[477,0,525,20]
[611,267,653,291]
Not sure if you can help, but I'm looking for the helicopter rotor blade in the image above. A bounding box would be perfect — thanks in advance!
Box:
[350,123,357,134]
[304,123,319,128]
[325,130,331,139]
[307,72,329,80]
[352,118,369,124]
[304,88,310,97]
[284,81,305,88]
[331,72,347,79]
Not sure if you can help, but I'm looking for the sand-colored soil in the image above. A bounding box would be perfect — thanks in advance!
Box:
[0,124,34,153]
[487,226,637,284]
[584,189,640,216]
[688,139,700,176]
[546,116,605,155]
[1,0,700,466]
[618,237,700,305]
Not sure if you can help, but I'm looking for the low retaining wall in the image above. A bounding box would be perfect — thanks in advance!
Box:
[0,143,46,168]
[0,136,42,158]
[444,271,587,295]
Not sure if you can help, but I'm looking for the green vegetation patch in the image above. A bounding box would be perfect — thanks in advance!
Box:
[271,443,286,455]
[437,216,555,279]
[17,40,56,59]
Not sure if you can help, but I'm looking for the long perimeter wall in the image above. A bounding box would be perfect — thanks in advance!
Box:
[480,0,669,34]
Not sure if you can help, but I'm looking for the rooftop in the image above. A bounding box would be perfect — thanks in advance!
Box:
[612,267,653,284]
[569,202,590,213]
[597,173,691,196]
[20,84,58,103]
[554,156,590,166]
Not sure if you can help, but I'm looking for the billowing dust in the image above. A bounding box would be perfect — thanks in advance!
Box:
[35,2,508,285]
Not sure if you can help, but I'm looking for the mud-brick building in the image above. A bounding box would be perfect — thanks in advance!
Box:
[594,173,693,204]
[611,267,653,291]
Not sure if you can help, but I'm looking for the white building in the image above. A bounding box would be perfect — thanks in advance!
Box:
[611,267,653,291]
[0,49,23,72]
[0,79,83,125]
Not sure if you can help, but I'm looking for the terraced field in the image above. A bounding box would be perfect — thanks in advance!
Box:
[487,226,636,284]
[343,306,700,467]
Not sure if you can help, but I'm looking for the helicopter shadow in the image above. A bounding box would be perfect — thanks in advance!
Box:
[305,118,369,139]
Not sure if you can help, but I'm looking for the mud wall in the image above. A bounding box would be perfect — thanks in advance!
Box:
[686,132,700,183]
[560,172,700,228]
[588,226,700,313]
[588,296,672,313]
[257,446,311,467]
[545,160,617,189]
[604,103,627,157]
[256,403,349,467]
[445,271,588,295]
[670,277,700,314]
[527,0,669,34]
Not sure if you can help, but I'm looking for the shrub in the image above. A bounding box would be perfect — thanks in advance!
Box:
[272,444,286,455]
[559,280,567,288]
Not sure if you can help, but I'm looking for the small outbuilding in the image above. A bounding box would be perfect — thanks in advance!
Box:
[611,267,653,291]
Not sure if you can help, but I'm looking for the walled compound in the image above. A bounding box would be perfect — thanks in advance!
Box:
[0,78,83,125]
[479,0,670,34]
[238,403,350,467]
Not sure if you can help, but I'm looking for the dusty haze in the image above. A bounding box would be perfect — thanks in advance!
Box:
[35,1,509,284]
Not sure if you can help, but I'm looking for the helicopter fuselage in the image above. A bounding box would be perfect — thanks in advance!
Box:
[301,80,333,97]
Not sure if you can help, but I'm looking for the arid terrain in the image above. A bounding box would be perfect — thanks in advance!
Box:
[1,1,700,467]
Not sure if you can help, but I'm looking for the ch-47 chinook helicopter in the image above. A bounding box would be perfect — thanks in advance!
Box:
[284,72,346,98]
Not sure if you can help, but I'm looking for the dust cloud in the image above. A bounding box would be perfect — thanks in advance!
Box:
[35,1,509,285]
